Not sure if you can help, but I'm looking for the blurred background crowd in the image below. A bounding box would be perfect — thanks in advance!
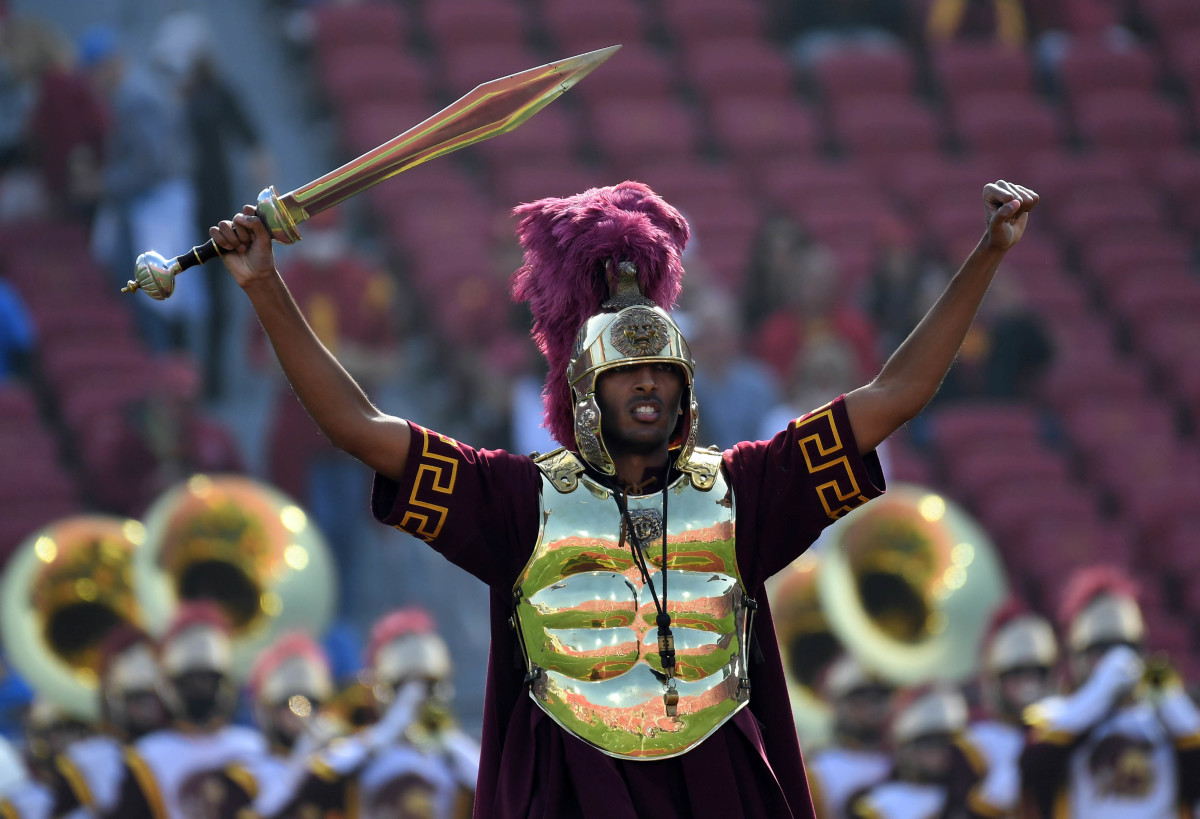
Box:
[1,0,1200,814]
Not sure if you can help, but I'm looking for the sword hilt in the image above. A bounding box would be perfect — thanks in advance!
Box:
[123,186,304,299]
[121,239,222,299]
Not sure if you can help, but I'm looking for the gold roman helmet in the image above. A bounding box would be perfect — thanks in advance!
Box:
[565,261,698,476]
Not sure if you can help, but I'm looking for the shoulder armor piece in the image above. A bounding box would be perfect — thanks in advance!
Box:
[533,448,586,494]
[678,445,723,491]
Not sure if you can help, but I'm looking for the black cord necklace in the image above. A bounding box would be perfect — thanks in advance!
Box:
[614,478,678,716]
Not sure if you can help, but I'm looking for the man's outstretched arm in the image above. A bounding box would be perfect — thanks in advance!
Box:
[844,180,1039,454]
[212,206,411,480]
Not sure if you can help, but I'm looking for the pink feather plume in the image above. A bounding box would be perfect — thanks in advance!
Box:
[509,181,690,447]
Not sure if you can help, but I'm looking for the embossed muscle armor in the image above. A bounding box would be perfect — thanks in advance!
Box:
[512,447,754,760]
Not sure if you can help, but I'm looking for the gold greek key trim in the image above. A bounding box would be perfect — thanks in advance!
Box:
[124,747,168,819]
[56,754,96,808]
[398,428,460,541]
[794,406,869,520]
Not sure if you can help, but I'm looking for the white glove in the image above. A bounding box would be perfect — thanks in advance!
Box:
[364,679,427,752]
[1032,646,1143,737]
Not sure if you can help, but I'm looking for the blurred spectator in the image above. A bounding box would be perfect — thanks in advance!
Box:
[774,0,911,65]
[0,3,30,173]
[81,354,243,515]
[935,276,1054,404]
[864,217,951,357]
[687,288,780,449]
[253,211,398,619]
[0,279,33,382]
[151,11,271,401]
[758,334,863,440]
[924,0,1029,47]
[742,213,815,333]
[2,17,106,221]
[751,242,879,387]
[78,23,205,357]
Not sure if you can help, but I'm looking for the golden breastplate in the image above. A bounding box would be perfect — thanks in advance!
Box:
[512,448,753,760]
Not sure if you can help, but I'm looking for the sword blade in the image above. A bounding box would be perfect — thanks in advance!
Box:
[279,44,621,223]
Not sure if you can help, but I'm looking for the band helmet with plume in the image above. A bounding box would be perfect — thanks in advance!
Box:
[510,181,699,475]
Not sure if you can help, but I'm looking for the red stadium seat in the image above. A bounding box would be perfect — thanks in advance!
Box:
[311,3,408,55]
[491,160,616,205]
[974,483,1100,546]
[586,98,704,169]
[681,39,796,103]
[754,158,881,211]
[339,102,434,157]
[1079,235,1192,288]
[423,0,528,51]
[707,96,821,167]
[439,43,544,96]
[1143,0,1200,34]
[318,48,432,113]
[1037,357,1150,414]
[808,47,917,101]
[569,44,677,107]
[1151,149,1200,234]
[0,384,38,426]
[1062,397,1178,458]
[622,158,749,205]
[926,403,1045,455]
[1057,38,1161,104]
[952,93,1066,161]
[657,0,767,44]
[931,43,1036,107]
[1023,149,1138,205]
[472,103,581,167]
[886,154,996,210]
[541,0,648,53]
[1073,91,1188,168]
[830,96,943,167]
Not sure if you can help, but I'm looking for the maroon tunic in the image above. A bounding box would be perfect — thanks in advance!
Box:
[372,396,884,818]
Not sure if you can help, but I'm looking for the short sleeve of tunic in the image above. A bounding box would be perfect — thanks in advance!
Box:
[724,395,886,588]
[371,422,542,588]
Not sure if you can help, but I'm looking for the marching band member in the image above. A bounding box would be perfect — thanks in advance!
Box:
[0,698,88,819]
[964,601,1057,817]
[850,684,988,819]
[104,602,266,818]
[52,625,168,817]
[806,655,894,819]
[271,608,477,819]
[239,632,337,818]
[1021,566,1200,817]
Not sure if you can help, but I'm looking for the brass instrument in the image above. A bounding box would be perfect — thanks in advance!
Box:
[768,484,1009,746]
[0,516,147,722]
[133,474,337,680]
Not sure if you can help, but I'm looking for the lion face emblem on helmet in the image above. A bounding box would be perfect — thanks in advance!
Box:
[610,308,670,358]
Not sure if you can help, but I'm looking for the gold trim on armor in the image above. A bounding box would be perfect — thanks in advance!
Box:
[533,448,586,493]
